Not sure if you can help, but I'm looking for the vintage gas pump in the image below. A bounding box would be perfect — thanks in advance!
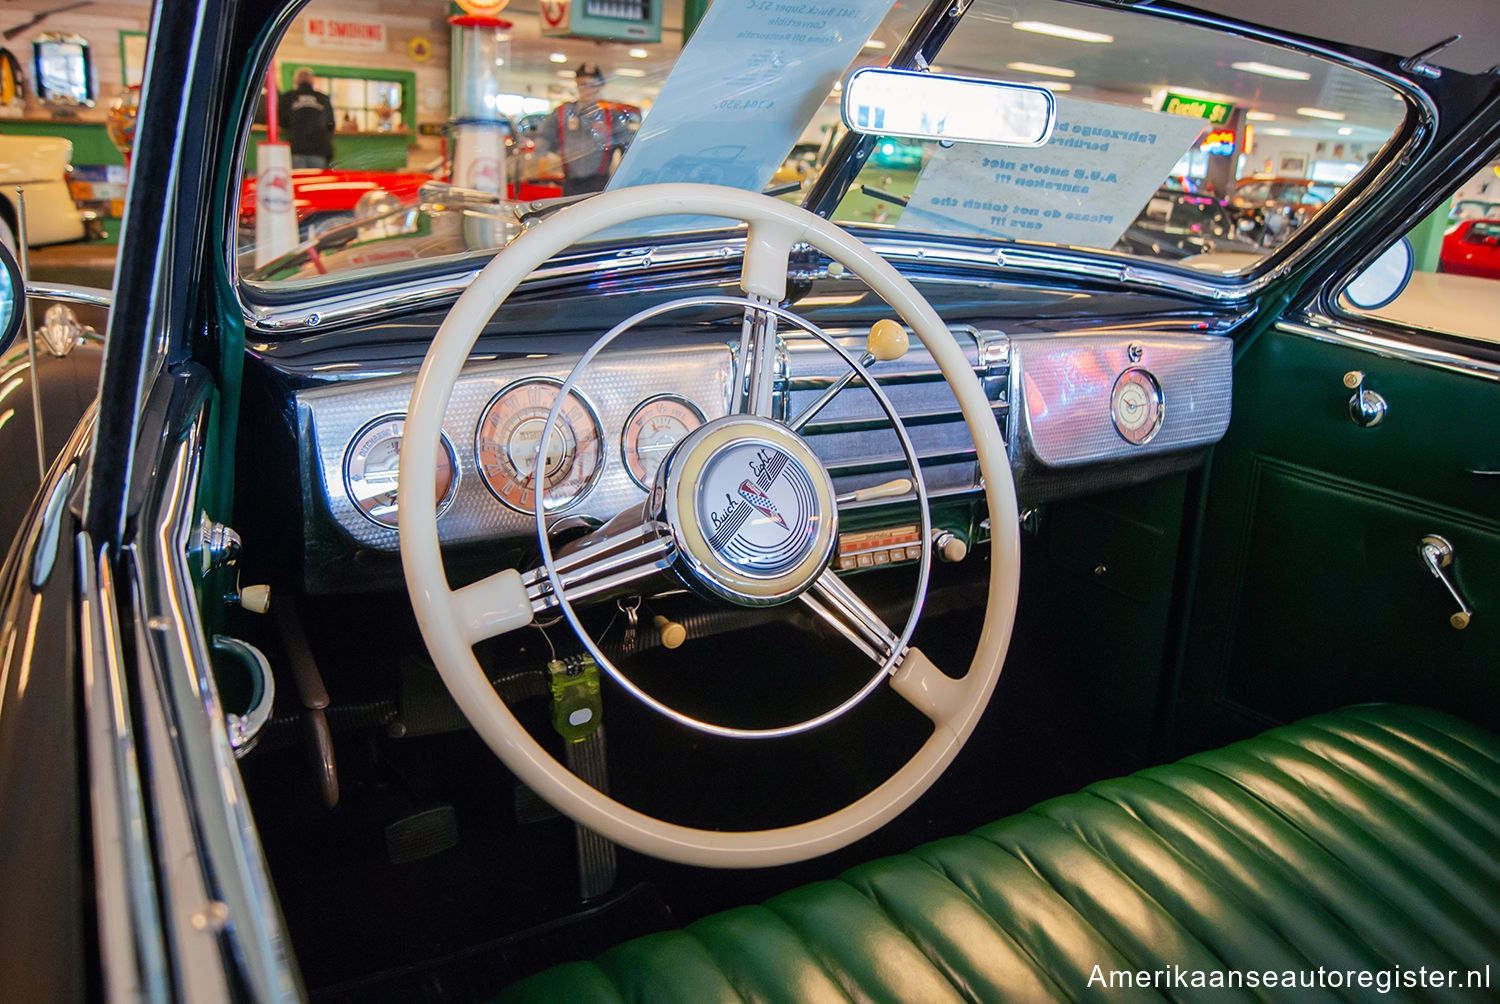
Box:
[448,8,512,195]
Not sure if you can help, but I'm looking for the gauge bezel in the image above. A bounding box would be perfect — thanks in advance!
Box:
[343,413,460,529]
[1110,366,1165,446]
[620,393,706,490]
[474,376,605,514]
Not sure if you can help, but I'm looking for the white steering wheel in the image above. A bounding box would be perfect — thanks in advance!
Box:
[399,184,1020,868]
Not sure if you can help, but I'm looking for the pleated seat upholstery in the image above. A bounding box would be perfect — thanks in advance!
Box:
[495,704,1500,1002]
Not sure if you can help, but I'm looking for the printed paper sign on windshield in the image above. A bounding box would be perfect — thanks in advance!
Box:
[903,97,1209,250]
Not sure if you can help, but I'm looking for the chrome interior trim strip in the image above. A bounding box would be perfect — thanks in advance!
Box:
[78,530,170,1002]
[26,281,113,308]
[133,408,302,1001]
[236,234,750,333]
[1279,318,1500,383]
[300,340,734,555]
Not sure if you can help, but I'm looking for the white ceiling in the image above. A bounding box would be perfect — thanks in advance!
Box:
[1178,0,1499,75]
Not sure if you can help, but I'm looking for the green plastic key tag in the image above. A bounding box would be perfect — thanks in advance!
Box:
[548,655,603,743]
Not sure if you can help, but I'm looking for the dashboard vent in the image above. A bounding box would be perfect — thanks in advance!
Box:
[783,326,1007,503]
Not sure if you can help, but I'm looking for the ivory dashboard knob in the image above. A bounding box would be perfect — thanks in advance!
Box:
[933,531,968,563]
[239,584,272,614]
[867,319,909,362]
[653,615,686,649]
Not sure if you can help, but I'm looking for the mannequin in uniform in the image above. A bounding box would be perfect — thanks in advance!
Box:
[533,65,634,196]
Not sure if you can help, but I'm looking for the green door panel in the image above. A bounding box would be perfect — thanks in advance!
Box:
[1221,460,1498,715]
[1172,325,1500,754]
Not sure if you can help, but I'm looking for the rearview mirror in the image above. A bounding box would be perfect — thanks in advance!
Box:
[1343,236,1414,311]
[841,68,1056,148]
[0,241,23,355]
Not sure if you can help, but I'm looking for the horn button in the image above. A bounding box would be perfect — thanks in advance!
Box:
[660,416,838,606]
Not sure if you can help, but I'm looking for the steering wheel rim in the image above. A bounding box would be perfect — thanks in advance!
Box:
[399,183,1021,867]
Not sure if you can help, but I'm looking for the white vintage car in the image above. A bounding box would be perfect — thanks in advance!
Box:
[0,132,87,248]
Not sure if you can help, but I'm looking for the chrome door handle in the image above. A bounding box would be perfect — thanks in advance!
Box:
[1419,534,1472,630]
[1343,371,1387,427]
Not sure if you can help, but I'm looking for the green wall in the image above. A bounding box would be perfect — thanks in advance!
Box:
[244,129,414,172]
[0,120,124,166]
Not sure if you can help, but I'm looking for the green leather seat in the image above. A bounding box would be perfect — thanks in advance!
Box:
[497,705,1500,1002]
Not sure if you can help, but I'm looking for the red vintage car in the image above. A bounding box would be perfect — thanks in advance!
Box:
[238,168,436,239]
[1439,217,1500,278]
[238,166,573,243]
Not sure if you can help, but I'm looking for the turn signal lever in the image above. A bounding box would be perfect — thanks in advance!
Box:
[790,319,909,433]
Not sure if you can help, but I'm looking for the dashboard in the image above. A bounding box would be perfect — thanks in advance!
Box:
[294,322,1231,592]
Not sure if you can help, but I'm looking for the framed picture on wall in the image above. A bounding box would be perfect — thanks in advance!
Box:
[1277,152,1309,176]
[120,31,147,87]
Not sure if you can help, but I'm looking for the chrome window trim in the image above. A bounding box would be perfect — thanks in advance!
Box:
[129,399,302,1001]
[78,529,171,1002]
[1279,316,1500,383]
[25,281,112,309]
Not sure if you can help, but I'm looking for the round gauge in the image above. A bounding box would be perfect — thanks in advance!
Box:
[621,395,705,489]
[343,415,459,528]
[475,378,604,513]
[1110,367,1164,445]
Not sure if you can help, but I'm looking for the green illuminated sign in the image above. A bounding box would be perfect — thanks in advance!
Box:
[1160,92,1234,125]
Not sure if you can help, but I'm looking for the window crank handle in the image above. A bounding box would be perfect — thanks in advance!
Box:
[1419,534,1471,630]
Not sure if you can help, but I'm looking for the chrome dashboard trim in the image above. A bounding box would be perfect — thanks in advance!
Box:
[1008,331,1232,472]
[237,234,752,334]
[301,340,736,555]
[784,323,996,504]
[1279,317,1500,383]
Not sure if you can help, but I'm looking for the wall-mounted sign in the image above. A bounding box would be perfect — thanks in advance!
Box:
[1200,128,1235,155]
[305,17,388,52]
[1160,91,1233,125]
[540,1,568,30]
[457,0,512,14]
[408,36,432,61]
[541,0,662,43]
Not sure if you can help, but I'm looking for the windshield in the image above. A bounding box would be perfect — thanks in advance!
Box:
[236,0,1407,290]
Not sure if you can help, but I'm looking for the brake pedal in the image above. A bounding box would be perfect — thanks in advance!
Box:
[384,805,459,864]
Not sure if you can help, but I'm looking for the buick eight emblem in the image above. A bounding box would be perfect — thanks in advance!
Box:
[698,443,820,577]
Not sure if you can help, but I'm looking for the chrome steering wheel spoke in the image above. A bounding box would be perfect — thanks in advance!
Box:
[730,218,808,419]
[524,520,676,615]
[800,568,905,668]
[731,296,782,418]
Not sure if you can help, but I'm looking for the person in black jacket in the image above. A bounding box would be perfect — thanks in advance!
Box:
[279,67,335,168]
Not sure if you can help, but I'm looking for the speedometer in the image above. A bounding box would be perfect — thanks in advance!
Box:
[621,395,705,489]
[475,378,604,513]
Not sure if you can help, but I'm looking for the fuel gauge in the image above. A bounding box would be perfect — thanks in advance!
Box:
[621,395,705,489]
[344,415,459,528]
